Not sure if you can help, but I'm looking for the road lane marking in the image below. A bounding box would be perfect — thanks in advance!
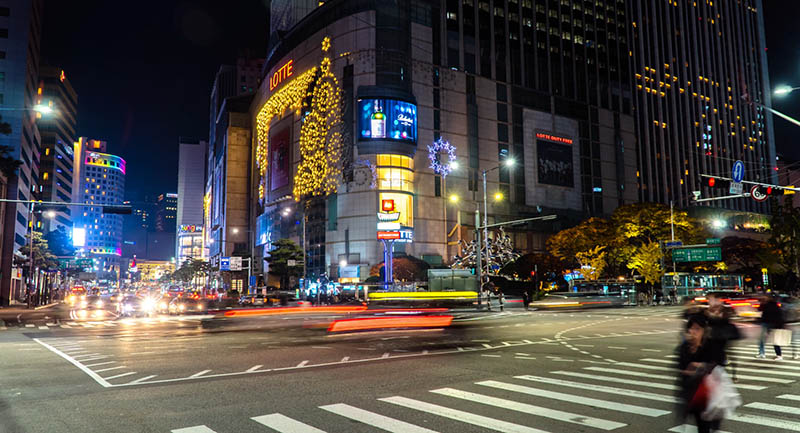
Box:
[745,402,800,415]
[190,370,211,378]
[246,365,263,372]
[33,338,111,388]
[514,357,537,360]
[251,413,327,432]
[608,346,626,350]
[379,396,549,433]
[636,359,800,381]
[128,375,157,385]
[94,366,126,373]
[481,354,501,358]
[38,326,49,330]
[431,387,626,430]
[320,403,438,432]
[104,372,136,380]
[478,380,669,417]
[779,394,800,402]
[297,360,309,367]
[515,375,679,403]
[668,425,732,433]
[73,353,102,359]
[172,426,218,433]
[340,357,349,362]
[84,361,116,367]
[641,349,661,352]
[728,412,800,431]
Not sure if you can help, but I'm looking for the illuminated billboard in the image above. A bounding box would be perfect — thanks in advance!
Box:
[358,99,417,142]
[270,126,291,191]
[72,228,86,247]
[536,133,574,188]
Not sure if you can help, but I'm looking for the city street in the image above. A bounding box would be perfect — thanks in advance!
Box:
[1,306,798,433]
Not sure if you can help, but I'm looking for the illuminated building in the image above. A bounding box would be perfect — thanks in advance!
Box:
[0,0,44,306]
[176,137,207,264]
[629,0,775,210]
[72,138,126,273]
[37,65,78,233]
[155,193,178,233]
[249,0,638,282]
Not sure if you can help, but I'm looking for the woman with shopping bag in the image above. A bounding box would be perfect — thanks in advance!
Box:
[677,315,741,433]
[758,294,788,360]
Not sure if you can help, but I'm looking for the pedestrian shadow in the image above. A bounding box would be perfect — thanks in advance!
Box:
[0,397,24,433]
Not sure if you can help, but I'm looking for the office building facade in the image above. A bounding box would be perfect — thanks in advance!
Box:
[0,0,43,306]
[176,137,207,264]
[154,192,177,233]
[249,0,638,283]
[37,65,77,233]
[629,0,775,210]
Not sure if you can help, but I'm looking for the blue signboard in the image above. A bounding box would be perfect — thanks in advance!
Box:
[220,257,231,271]
[358,99,417,142]
[732,160,744,183]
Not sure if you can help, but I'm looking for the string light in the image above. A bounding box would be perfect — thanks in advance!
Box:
[293,37,344,200]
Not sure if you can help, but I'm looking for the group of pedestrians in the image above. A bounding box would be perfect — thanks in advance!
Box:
[677,292,794,432]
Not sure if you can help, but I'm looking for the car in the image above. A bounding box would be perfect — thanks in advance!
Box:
[168,297,208,315]
[529,292,625,309]
[118,295,145,316]
[84,295,105,310]
[239,294,268,306]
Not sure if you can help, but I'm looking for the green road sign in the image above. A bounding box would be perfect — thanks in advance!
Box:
[706,238,721,245]
[673,247,722,262]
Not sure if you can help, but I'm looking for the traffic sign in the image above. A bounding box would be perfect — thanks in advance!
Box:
[220,257,231,271]
[706,238,720,245]
[287,259,297,267]
[732,160,744,183]
[729,181,743,195]
[229,256,243,271]
[664,240,683,247]
[751,184,768,202]
[673,247,722,262]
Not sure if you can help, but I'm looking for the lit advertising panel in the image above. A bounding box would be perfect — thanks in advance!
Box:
[72,228,86,247]
[358,99,417,142]
[536,133,574,188]
[270,126,291,191]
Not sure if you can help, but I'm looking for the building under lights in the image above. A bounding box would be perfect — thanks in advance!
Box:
[72,138,126,272]
[176,137,207,264]
[250,0,639,283]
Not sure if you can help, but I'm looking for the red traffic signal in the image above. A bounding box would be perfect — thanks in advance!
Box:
[707,178,729,189]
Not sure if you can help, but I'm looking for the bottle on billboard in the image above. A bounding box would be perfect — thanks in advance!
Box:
[370,100,386,138]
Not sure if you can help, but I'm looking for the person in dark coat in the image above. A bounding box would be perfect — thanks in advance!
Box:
[676,314,721,433]
[757,294,785,360]
[704,292,740,365]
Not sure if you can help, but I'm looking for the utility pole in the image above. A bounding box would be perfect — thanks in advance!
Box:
[475,208,483,306]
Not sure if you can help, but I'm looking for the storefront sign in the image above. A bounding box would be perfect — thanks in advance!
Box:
[377,231,401,240]
[179,224,202,233]
[269,60,294,91]
[377,222,401,230]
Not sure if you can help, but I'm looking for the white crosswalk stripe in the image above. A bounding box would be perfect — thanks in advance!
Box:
[171,426,217,433]
[744,401,800,416]
[551,370,679,390]
[251,413,326,432]
[668,424,733,433]
[779,394,800,402]
[319,403,437,432]
[585,365,777,387]
[638,358,799,381]
[514,374,679,403]
[379,396,549,433]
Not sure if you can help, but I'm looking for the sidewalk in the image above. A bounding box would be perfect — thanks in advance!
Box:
[0,302,60,321]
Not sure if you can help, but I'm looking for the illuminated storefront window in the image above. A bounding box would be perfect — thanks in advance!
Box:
[377,154,414,228]
[379,192,413,227]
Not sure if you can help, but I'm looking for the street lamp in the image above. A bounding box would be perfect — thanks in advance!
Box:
[449,194,459,203]
[712,219,726,229]
[480,157,516,285]
[493,192,504,201]
[774,85,800,97]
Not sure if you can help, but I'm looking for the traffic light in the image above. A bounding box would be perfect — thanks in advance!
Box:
[706,177,729,190]
[764,186,783,197]
[102,205,132,214]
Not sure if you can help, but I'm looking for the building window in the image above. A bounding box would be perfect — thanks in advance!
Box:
[0,29,8,38]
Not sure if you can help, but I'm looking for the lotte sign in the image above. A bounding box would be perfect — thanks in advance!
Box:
[269,60,294,91]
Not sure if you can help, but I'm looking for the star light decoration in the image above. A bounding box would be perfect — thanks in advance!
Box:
[292,37,343,201]
[255,36,344,204]
[428,137,457,177]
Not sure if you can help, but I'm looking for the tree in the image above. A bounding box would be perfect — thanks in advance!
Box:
[627,242,664,286]
[265,239,304,289]
[575,246,607,281]
[16,231,58,271]
[546,217,611,267]
[0,144,20,179]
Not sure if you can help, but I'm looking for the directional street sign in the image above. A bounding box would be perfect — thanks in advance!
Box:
[664,240,683,247]
[731,160,744,183]
[229,256,243,271]
[673,247,722,262]
[706,238,721,245]
[220,257,231,271]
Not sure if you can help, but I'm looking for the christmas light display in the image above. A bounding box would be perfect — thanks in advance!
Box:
[292,37,343,200]
[452,227,520,273]
[428,137,457,177]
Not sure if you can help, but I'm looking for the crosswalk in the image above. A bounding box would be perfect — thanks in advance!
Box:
[170,345,800,433]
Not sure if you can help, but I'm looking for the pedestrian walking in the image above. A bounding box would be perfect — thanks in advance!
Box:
[704,293,740,365]
[757,294,786,360]
[677,315,725,433]
[521,290,530,311]
[498,290,505,312]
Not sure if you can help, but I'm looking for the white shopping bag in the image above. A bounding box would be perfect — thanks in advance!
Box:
[767,329,793,346]
[701,366,742,421]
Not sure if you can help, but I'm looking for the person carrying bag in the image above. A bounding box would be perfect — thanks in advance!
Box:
[758,294,788,360]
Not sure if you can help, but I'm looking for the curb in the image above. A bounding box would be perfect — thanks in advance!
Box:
[34,303,59,310]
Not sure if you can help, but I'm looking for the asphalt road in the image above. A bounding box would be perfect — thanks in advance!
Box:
[0,305,798,433]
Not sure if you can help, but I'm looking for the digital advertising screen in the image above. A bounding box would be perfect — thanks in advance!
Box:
[270,126,291,191]
[536,134,574,188]
[358,99,417,142]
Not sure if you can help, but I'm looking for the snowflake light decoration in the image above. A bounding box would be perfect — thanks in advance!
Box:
[428,137,457,177]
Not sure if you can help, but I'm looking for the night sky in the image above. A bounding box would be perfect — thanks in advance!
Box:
[39,1,799,202]
[40,0,268,202]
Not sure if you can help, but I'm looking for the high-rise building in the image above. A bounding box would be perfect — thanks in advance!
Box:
[176,137,207,264]
[0,0,44,306]
[155,192,177,233]
[629,0,775,210]
[249,0,638,282]
[37,65,77,233]
[72,137,126,269]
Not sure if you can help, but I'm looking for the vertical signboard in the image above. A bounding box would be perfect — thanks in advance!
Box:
[270,126,291,191]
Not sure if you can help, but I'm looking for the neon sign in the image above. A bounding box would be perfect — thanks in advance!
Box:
[536,132,573,145]
[269,60,294,91]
